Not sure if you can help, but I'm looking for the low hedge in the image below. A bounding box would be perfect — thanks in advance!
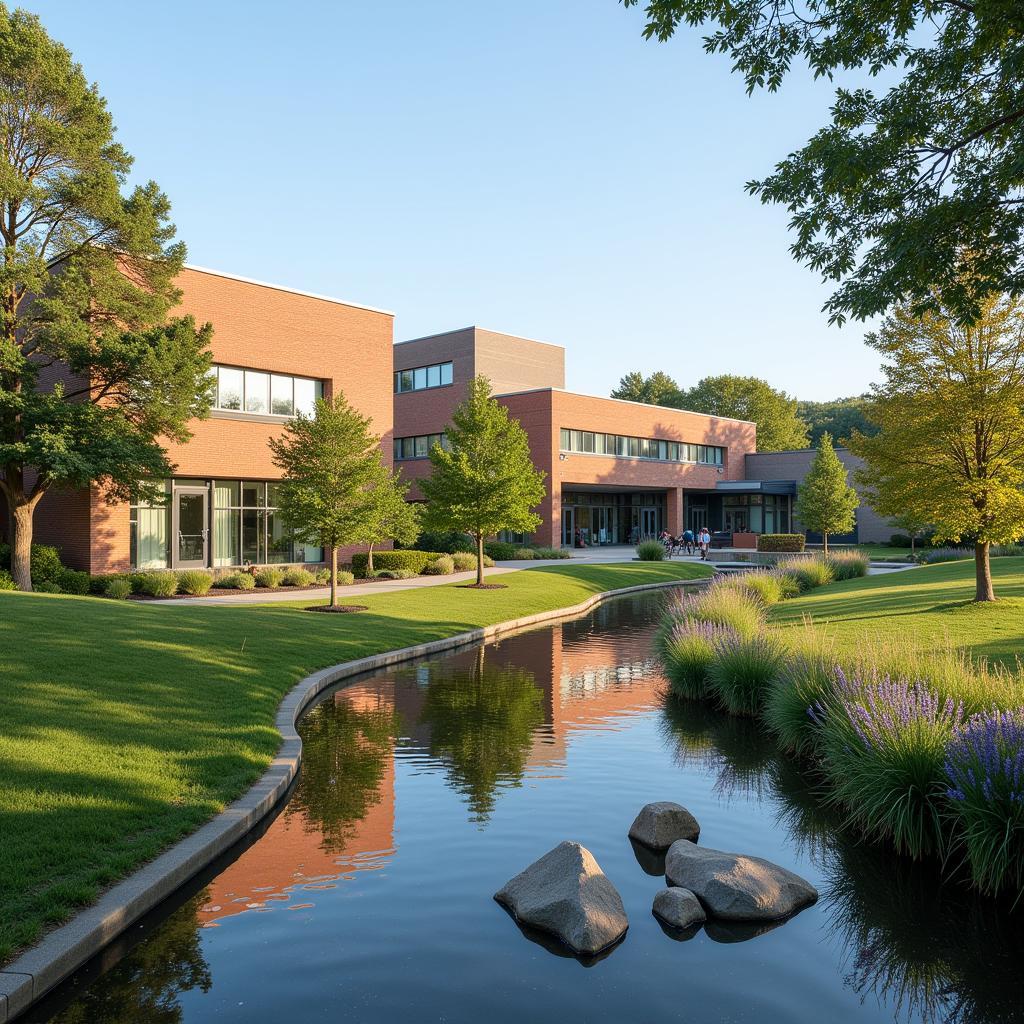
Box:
[757,533,806,553]
[484,541,517,561]
[351,550,445,577]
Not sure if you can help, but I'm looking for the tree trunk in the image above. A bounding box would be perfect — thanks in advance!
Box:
[367,543,375,575]
[476,532,484,586]
[975,540,995,602]
[330,546,338,608]
[10,500,35,592]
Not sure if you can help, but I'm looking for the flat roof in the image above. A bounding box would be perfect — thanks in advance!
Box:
[494,386,757,428]
[183,264,394,316]
[395,325,564,351]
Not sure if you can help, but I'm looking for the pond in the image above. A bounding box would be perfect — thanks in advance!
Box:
[29,592,1024,1024]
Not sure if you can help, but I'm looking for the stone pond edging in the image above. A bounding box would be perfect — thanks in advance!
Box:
[0,575,707,1022]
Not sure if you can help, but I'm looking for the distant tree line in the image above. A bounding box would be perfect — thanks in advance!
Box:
[610,371,879,451]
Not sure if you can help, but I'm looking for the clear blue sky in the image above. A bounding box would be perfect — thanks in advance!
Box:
[28,0,881,401]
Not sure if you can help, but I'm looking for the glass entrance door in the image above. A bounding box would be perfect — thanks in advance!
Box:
[561,508,574,547]
[175,488,208,568]
[640,507,658,538]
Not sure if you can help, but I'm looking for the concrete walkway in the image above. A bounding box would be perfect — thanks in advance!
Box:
[156,545,915,605]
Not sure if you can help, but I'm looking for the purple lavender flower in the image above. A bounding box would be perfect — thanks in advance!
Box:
[945,708,1024,805]
[831,668,966,750]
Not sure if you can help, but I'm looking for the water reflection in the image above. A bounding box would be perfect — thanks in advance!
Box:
[770,750,1024,1024]
[45,893,211,1024]
[419,647,545,821]
[659,697,778,801]
[36,593,1024,1024]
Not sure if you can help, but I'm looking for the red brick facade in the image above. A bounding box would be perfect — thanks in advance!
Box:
[33,266,395,573]
[393,328,756,546]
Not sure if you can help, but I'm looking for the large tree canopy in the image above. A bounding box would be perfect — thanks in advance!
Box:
[797,396,877,446]
[611,370,681,405]
[623,0,1024,325]
[850,292,1024,601]
[0,5,212,589]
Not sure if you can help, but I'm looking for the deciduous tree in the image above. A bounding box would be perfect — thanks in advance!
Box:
[611,370,681,405]
[269,395,383,609]
[363,465,420,574]
[796,432,858,554]
[676,375,809,452]
[622,0,1024,325]
[851,294,1024,601]
[0,6,212,590]
[421,376,546,585]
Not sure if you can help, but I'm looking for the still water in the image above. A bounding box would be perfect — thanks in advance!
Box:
[31,592,1024,1023]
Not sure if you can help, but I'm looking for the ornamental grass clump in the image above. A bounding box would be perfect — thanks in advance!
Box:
[945,709,1024,896]
[451,552,478,572]
[636,539,666,561]
[253,567,283,589]
[763,627,838,756]
[658,619,737,700]
[826,550,870,581]
[177,569,213,596]
[422,555,455,575]
[137,571,179,598]
[819,668,966,859]
[706,631,786,717]
[664,583,765,641]
[732,570,785,607]
[777,555,834,592]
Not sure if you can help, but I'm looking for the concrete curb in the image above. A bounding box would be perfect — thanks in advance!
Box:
[0,575,705,1022]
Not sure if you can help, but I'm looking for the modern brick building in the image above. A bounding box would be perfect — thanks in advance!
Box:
[30,265,395,573]
[393,327,759,547]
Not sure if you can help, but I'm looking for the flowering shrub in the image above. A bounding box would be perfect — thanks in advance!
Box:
[945,709,1024,894]
[820,668,966,858]
[658,619,737,700]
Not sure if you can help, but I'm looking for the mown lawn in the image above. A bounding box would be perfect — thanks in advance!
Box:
[769,556,1024,664]
[0,561,710,964]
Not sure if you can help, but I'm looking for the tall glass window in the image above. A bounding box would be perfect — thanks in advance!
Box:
[130,484,170,569]
[213,481,241,567]
[270,375,294,416]
[217,367,243,411]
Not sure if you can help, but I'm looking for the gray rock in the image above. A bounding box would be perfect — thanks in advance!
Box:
[628,801,700,849]
[665,840,817,921]
[652,887,706,930]
[494,841,628,955]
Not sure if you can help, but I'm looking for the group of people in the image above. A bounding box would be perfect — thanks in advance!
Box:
[659,527,712,560]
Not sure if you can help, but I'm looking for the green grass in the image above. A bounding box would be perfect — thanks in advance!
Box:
[769,557,1024,666]
[852,543,914,560]
[0,561,710,964]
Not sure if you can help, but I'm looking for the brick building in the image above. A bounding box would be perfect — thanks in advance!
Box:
[30,265,395,573]
[393,327,759,547]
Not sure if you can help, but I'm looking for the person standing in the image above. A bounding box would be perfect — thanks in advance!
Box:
[698,526,711,560]
[682,527,694,555]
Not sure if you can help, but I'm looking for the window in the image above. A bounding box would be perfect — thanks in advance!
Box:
[211,366,323,418]
[245,371,269,414]
[214,480,323,567]
[394,361,454,393]
[130,484,170,569]
[270,375,294,416]
[558,428,725,465]
[217,367,243,411]
[393,433,448,460]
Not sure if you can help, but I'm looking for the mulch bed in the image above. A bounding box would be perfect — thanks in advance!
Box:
[306,604,368,613]
[129,583,329,600]
[457,583,508,590]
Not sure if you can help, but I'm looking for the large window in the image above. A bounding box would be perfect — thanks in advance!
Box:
[129,484,171,569]
[393,433,448,460]
[214,480,323,566]
[394,361,453,393]
[131,479,323,569]
[559,428,725,466]
[211,365,323,417]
